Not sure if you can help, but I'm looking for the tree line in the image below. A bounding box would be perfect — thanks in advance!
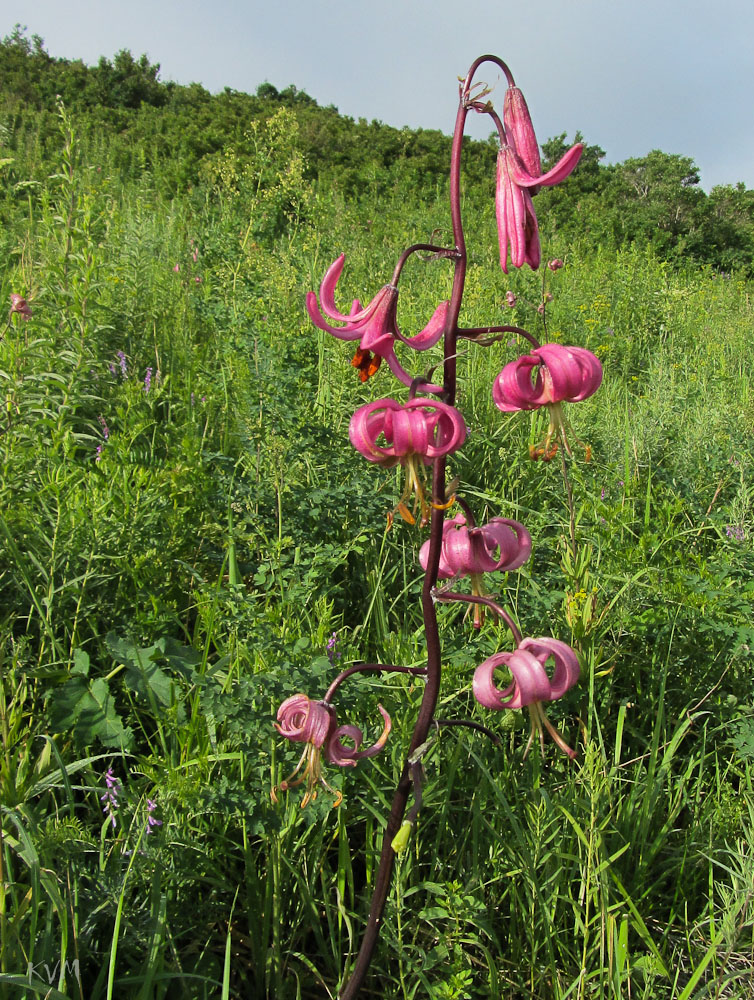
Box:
[1,25,752,274]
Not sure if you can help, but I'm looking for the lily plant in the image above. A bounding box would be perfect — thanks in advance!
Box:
[272,53,600,999]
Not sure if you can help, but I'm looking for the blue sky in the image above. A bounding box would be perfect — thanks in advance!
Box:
[3,0,753,190]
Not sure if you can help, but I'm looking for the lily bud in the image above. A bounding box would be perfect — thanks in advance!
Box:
[391,820,413,855]
[503,86,542,183]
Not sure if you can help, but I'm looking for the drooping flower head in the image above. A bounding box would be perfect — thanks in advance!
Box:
[496,87,583,274]
[472,637,580,758]
[493,343,602,459]
[349,397,467,524]
[419,514,531,625]
[273,694,391,807]
[307,255,448,388]
[9,294,32,321]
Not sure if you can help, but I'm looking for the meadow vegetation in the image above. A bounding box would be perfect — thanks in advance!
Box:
[0,27,753,999]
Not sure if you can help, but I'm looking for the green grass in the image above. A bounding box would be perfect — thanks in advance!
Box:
[0,101,753,999]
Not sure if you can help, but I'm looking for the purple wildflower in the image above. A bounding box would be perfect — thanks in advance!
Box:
[98,415,109,440]
[726,525,745,541]
[101,766,121,829]
[146,798,162,834]
[326,632,342,664]
[95,444,103,463]
[144,367,153,393]
[116,351,128,378]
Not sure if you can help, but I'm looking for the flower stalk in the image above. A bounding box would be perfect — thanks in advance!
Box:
[274,52,593,999]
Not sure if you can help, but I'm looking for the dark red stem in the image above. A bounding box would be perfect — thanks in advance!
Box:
[323,663,427,705]
[338,55,484,1000]
[390,243,458,286]
[432,589,524,646]
[458,324,541,350]
[455,496,477,527]
[435,718,502,746]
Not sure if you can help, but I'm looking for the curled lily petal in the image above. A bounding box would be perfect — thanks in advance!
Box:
[473,648,553,710]
[306,284,397,358]
[393,300,449,351]
[274,694,332,747]
[273,695,391,807]
[319,254,363,322]
[420,515,531,578]
[403,398,467,459]
[518,637,580,700]
[349,398,467,467]
[326,705,391,767]
[473,638,579,711]
[493,344,602,412]
[307,254,450,383]
[472,637,580,757]
[382,345,443,394]
[510,142,584,190]
[535,344,603,402]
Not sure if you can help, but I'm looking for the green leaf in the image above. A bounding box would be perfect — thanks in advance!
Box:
[49,675,131,749]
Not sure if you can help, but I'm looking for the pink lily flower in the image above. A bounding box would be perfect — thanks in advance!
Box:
[326,708,391,767]
[306,254,449,386]
[9,294,32,320]
[272,693,391,807]
[349,397,467,525]
[496,87,583,273]
[419,514,531,625]
[472,637,580,758]
[420,514,531,578]
[493,343,602,459]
